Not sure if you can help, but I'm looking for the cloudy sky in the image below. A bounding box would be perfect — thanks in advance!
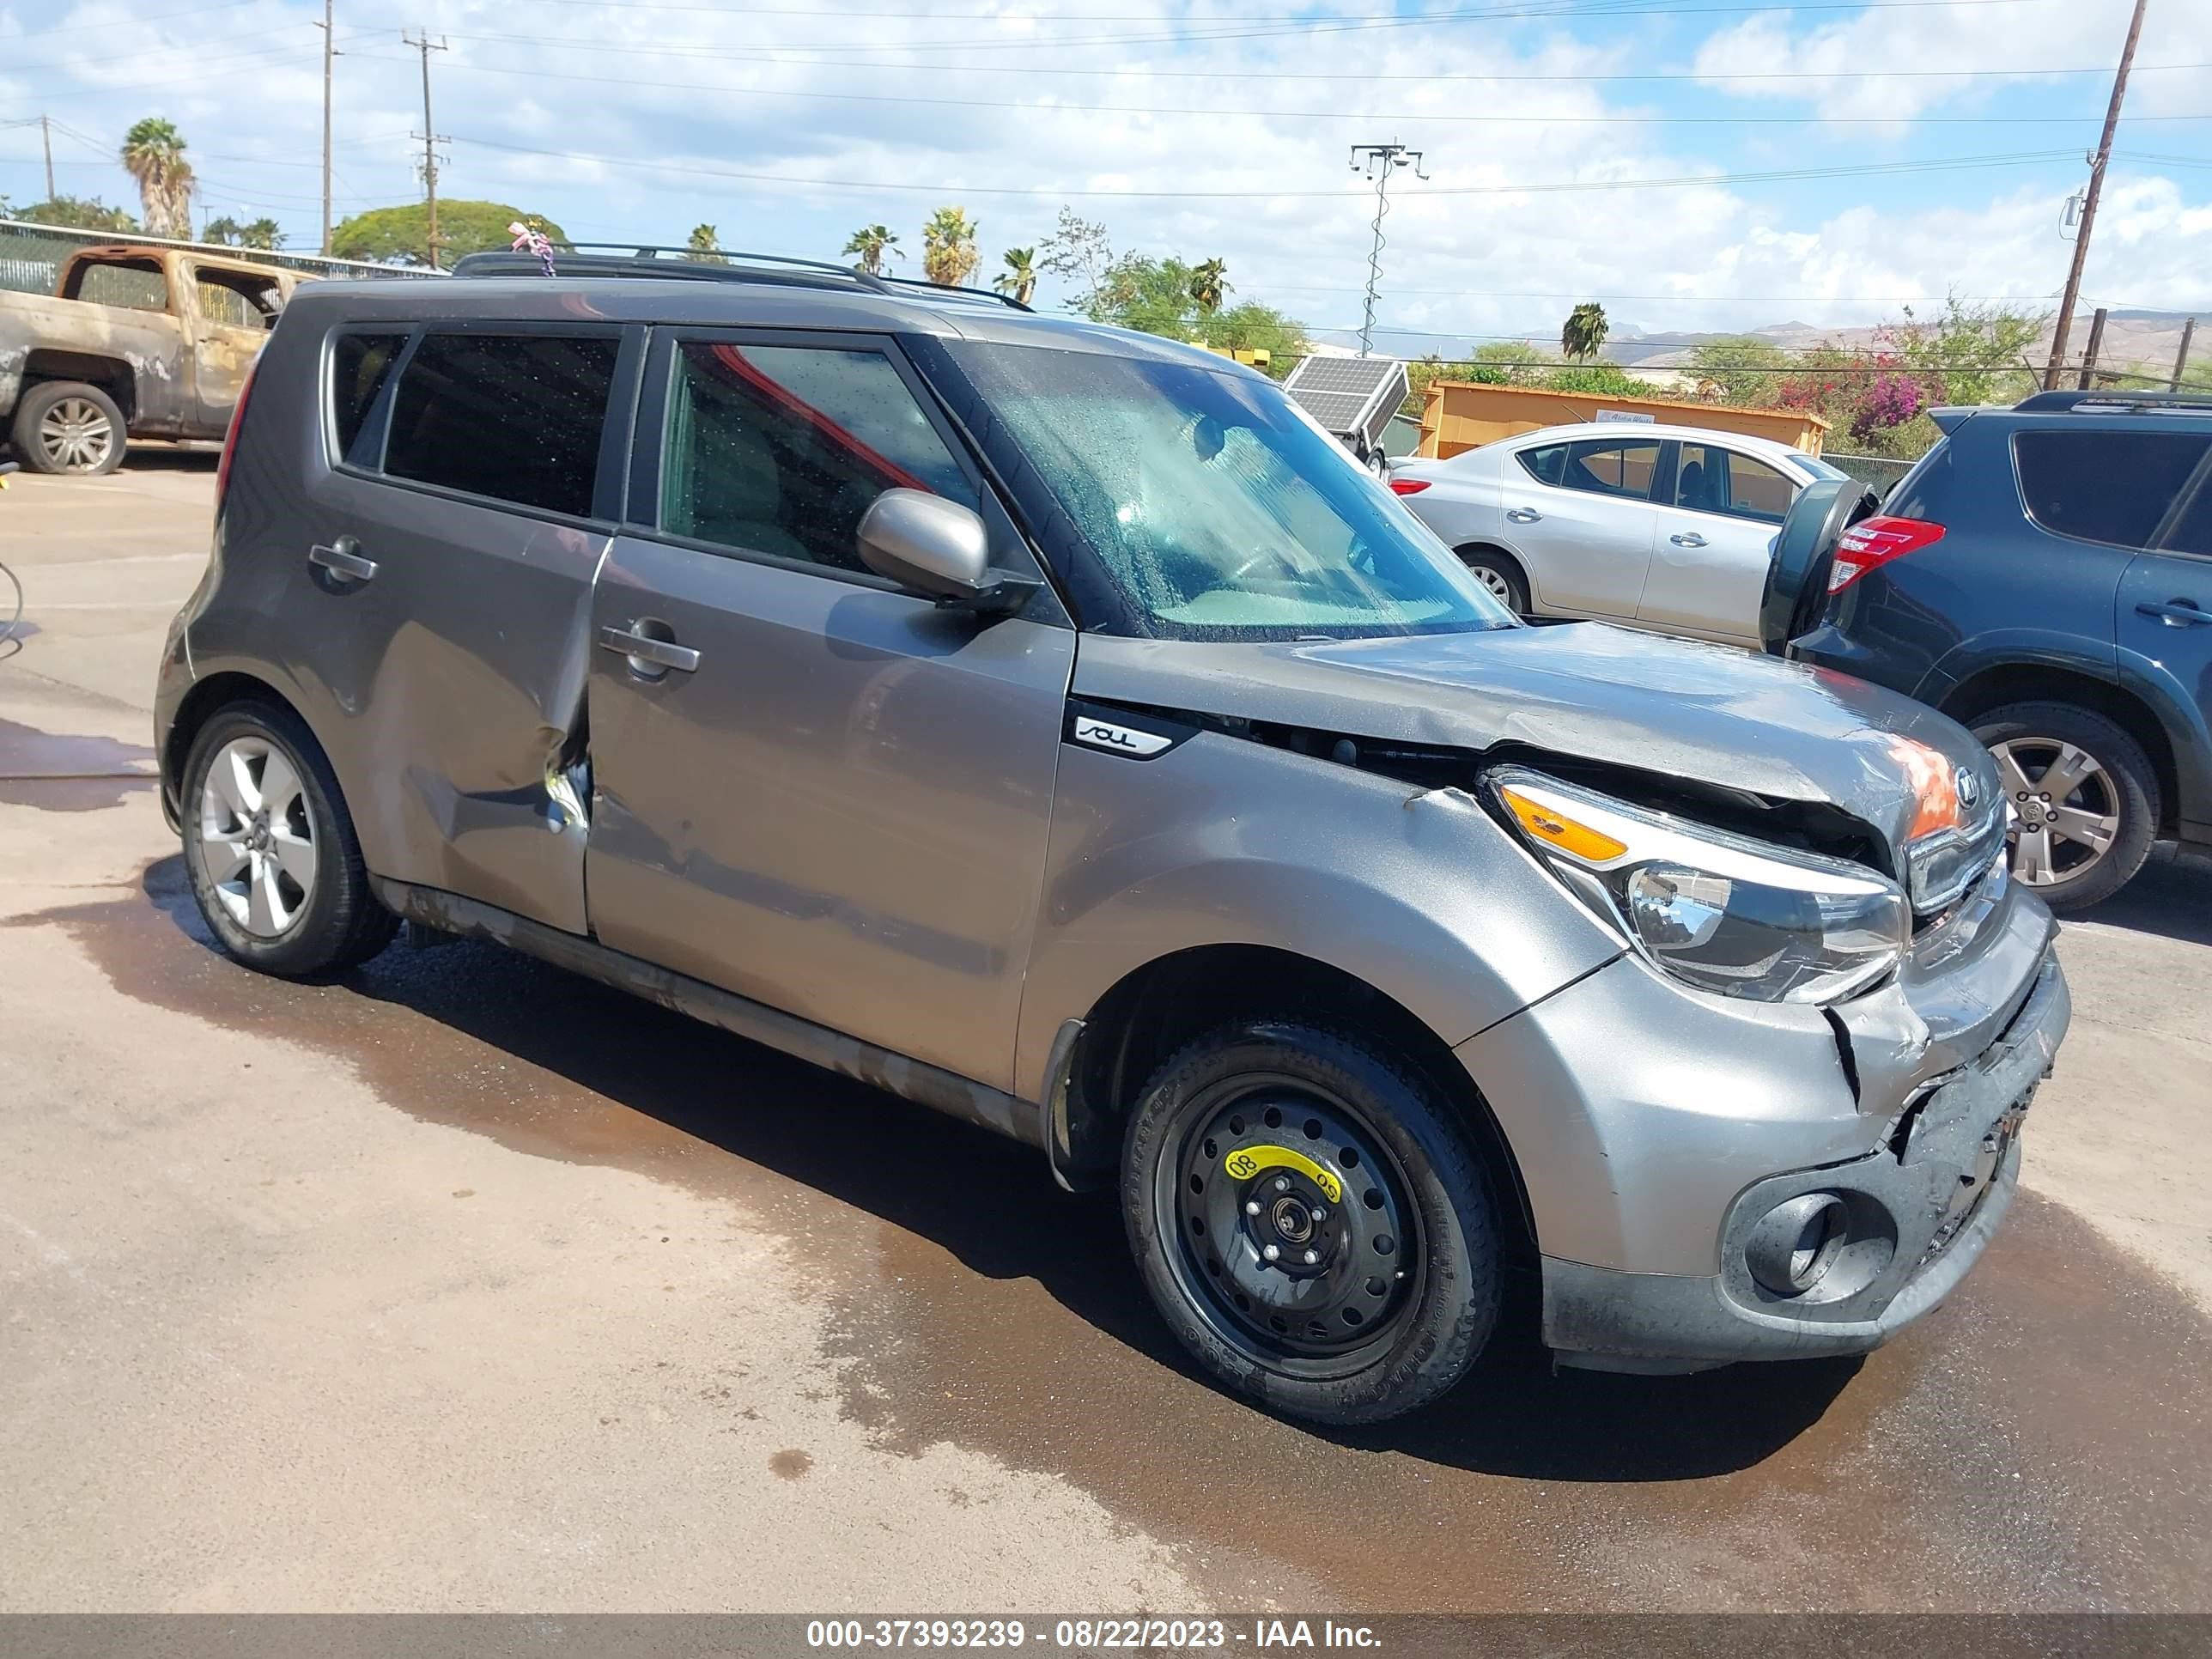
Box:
[3,0,2209,349]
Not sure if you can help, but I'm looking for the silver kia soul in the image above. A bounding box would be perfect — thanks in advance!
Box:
[155,249,2069,1424]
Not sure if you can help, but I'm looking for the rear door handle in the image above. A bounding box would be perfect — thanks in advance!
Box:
[1506,507,1542,524]
[598,623,701,673]
[1669,532,1709,548]
[2137,599,2210,627]
[308,537,377,582]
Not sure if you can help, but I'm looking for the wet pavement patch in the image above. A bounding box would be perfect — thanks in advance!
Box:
[0,715,156,812]
[18,857,2212,1612]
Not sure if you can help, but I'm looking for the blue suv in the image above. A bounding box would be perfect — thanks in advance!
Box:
[1786,391,2212,911]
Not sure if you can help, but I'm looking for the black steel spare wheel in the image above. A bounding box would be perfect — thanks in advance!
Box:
[1164,1075,1419,1374]
[1123,1022,1501,1425]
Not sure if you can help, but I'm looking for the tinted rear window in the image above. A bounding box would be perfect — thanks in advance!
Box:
[330,333,406,465]
[2014,429,2212,550]
[384,333,619,518]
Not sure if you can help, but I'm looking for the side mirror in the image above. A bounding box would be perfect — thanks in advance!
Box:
[856,489,990,600]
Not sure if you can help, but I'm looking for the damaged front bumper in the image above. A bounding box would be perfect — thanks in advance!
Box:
[1458,868,2069,1373]
[1541,953,2067,1371]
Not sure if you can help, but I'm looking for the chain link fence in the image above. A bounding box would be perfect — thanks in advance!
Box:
[0,218,439,299]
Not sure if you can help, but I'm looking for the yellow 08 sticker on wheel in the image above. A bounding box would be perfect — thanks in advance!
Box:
[1221,1145,1343,1205]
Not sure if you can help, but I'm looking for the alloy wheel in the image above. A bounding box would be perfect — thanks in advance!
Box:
[1990,736,2120,889]
[196,737,319,937]
[37,397,116,473]
[1157,1073,1422,1380]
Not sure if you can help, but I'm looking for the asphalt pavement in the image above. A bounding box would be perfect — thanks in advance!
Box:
[2,454,2208,1613]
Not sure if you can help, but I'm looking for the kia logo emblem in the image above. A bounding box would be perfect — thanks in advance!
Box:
[1956,767,1982,811]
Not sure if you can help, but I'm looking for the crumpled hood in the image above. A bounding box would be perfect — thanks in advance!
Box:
[1071,621,2002,866]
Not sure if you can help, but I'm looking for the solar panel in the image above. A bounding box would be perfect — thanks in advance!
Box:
[1282,356,1410,447]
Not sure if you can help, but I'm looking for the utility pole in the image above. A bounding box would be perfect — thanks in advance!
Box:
[2075,307,2110,390]
[2042,0,2149,389]
[1349,142,1428,359]
[315,0,338,255]
[402,28,448,269]
[2172,318,2197,391]
[40,114,54,201]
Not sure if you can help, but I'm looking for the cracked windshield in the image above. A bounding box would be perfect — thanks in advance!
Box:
[950,343,1513,640]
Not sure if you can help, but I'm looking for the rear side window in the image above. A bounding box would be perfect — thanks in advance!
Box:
[384,333,619,518]
[2014,429,2212,550]
[1559,439,1661,501]
[330,333,406,466]
[658,340,978,573]
[1516,443,1568,486]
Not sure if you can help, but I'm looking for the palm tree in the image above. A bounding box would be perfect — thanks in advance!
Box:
[120,118,196,240]
[994,246,1038,306]
[842,224,901,276]
[921,208,981,289]
[1560,301,1610,362]
[1188,257,1230,316]
[686,223,726,264]
[205,215,283,250]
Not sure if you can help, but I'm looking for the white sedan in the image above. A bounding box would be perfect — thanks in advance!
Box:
[1388,422,1850,647]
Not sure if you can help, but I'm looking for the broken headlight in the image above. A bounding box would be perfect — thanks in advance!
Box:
[1488,767,1908,1006]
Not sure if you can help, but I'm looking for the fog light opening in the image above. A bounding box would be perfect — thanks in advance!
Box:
[1746,1193,1850,1297]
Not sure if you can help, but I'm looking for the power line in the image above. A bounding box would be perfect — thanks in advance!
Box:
[441,134,2086,199]
[408,0,2072,60]
[400,29,2212,82]
[5,0,260,40]
[333,48,2212,125]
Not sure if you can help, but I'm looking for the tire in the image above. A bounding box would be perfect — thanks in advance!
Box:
[1970,701,2159,913]
[1122,1021,1501,1425]
[179,701,396,976]
[11,380,125,476]
[1458,548,1529,615]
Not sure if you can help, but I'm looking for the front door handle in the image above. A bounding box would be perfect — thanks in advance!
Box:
[1505,507,1542,524]
[2137,599,2210,627]
[1670,532,1709,548]
[598,623,702,674]
[308,537,377,582]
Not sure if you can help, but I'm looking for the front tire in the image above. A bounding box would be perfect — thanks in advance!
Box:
[12,380,125,476]
[180,702,396,976]
[1971,701,2158,912]
[1122,1022,1501,1425]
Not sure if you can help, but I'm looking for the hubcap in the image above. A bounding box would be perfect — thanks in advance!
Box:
[1471,566,1515,605]
[1989,736,2120,889]
[38,398,115,472]
[196,737,318,937]
[1160,1075,1419,1378]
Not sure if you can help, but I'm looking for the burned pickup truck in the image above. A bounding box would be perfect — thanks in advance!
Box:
[0,245,303,475]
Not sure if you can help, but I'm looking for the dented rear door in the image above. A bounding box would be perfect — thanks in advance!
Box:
[276,323,641,935]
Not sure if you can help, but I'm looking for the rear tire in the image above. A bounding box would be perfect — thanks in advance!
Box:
[180,701,396,976]
[1122,1021,1501,1425]
[1970,701,2158,912]
[1458,548,1529,615]
[12,380,125,476]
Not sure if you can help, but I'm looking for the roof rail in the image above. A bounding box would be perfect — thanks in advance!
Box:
[447,243,1034,310]
[2013,389,2212,416]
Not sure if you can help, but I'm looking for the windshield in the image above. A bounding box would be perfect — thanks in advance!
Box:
[943,341,1516,641]
[1798,455,1849,483]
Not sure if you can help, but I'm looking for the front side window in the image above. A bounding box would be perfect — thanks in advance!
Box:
[383,332,618,518]
[659,341,977,573]
[1675,443,1795,523]
[941,341,1514,641]
[1559,439,1662,501]
[191,264,283,331]
[2016,429,2211,550]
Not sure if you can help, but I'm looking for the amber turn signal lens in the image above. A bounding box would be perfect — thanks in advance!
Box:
[1499,786,1630,864]
[1886,735,1963,840]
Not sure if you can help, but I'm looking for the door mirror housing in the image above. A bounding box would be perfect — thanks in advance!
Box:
[857,489,993,599]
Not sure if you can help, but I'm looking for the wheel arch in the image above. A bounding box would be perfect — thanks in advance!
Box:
[1940,662,2179,836]
[162,670,313,806]
[19,351,137,422]
[1453,542,1533,608]
[1054,942,1539,1265]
